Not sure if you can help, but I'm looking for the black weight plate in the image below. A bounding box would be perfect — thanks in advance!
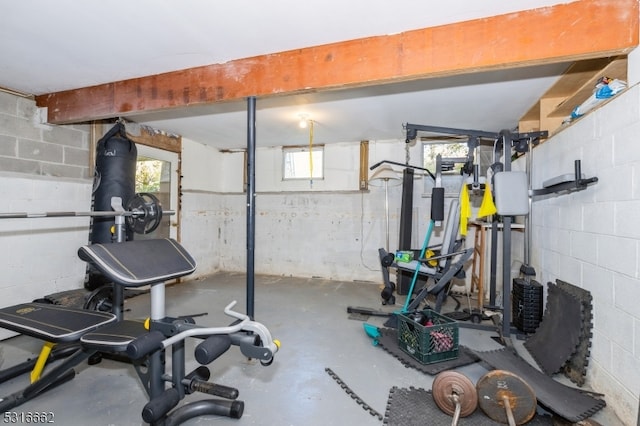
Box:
[126,192,163,234]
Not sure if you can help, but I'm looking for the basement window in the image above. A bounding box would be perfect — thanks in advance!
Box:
[283,146,324,180]
[422,141,466,196]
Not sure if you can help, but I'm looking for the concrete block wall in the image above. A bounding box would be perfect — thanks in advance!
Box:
[529,85,640,424]
[180,190,226,278]
[180,187,466,287]
[0,92,92,339]
[179,137,464,284]
[180,187,405,282]
[0,91,90,179]
[218,191,391,282]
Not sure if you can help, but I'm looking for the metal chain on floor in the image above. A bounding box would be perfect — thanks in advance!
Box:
[325,367,384,421]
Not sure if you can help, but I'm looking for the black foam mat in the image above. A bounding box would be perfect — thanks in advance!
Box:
[44,288,148,308]
[383,386,554,425]
[556,279,594,387]
[523,283,583,375]
[377,328,479,375]
[43,289,88,308]
[473,348,606,422]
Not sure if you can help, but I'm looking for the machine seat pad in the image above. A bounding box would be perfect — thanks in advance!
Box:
[80,320,147,353]
[0,303,116,342]
[78,238,197,287]
[396,260,436,275]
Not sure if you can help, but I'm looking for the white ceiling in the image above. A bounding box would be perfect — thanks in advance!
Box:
[0,0,572,149]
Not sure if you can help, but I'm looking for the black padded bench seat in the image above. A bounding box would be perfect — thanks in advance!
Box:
[0,303,116,342]
[77,238,197,287]
[80,319,146,352]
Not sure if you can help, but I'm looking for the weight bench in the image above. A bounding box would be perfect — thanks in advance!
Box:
[379,199,473,313]
[0,238,279,425]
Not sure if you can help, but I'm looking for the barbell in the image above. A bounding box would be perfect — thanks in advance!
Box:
[0,193,173,235]
[432,371,478,424]
[476,370,537,426]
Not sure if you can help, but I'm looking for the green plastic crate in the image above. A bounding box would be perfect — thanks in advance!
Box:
[397,309,459,364]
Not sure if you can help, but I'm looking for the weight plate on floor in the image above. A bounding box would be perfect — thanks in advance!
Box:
[432,371,477,417]
[477,370,536,425]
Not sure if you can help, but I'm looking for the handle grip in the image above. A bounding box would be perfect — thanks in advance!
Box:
[126,330,165,360]
[194,335,231,365]
[141,388,180,423]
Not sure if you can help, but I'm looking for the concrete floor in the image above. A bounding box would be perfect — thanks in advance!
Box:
[0,272,626,425]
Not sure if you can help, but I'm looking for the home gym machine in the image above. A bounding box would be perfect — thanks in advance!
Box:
[374,156,473,316]
[0,199,280,424]
[348,124,485,322]
[406,126,552,340]
[380,123,501,303]
[356,124,553,339]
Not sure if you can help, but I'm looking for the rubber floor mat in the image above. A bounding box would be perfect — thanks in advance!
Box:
[44,288,147,308]
[556,279,593,387]
[43,289,88,308]
[383,386,554,425]
[378,328,479,375]
[523,283,583,375]
[473,348,606,422]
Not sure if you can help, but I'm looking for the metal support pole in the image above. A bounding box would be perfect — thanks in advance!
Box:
[112,215,126,320]
[112,198,126,320]
[397,168,414,295]
[489,219,499,308]
[524,145,531,267]
[172,340,186,399]
[383,179,390,252]
[501,130,512,339]
[246,96,256,320]
[503,216,512,339]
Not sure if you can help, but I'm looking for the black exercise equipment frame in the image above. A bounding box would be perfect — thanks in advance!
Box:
[397,124,549,339]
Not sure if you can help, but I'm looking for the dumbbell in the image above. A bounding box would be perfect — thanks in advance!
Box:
[432,371,478,425]
[476,370,537,426]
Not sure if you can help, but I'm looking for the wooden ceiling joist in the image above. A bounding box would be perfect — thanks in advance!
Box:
[36,0,638,124]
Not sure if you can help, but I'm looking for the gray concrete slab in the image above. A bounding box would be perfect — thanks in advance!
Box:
[0,273,624,425]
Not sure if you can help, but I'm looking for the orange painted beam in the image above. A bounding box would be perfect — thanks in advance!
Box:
[37,0,638,124]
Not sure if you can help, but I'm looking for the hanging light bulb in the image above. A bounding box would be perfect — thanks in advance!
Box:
[298,114,309,128]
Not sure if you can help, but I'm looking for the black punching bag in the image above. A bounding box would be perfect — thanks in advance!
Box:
[92,122,137,244]
[87,123,137,290]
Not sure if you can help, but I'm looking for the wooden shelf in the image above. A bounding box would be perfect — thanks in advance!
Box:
[519,56,628,135]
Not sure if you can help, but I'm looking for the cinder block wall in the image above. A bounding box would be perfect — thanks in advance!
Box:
[0,92,90,179]
[0,92,91,339]
[529,85,640,423]
[179,138,451,283]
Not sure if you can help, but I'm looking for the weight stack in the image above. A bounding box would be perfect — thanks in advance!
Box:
[512,278,543,334]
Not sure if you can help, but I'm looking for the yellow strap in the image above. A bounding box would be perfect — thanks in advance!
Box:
[459,185,471,237]
[477,183,497,218]
[31,341,55,383]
